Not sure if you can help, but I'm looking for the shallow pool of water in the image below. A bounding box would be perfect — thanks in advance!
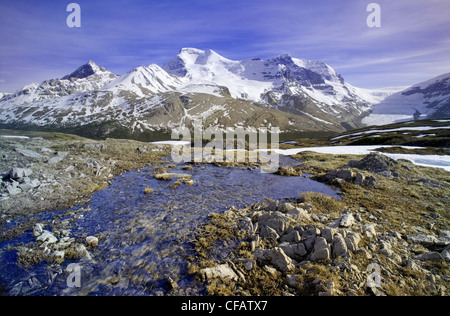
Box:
[1,160,338,296]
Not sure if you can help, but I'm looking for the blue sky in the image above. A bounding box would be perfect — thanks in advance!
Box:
[1,0,449,92]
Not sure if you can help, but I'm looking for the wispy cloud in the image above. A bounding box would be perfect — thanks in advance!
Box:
[0,0,449,91]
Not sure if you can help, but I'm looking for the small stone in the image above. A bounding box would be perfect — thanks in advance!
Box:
[260,226,279,241]
[200,263,238,281]
[414,252,444,262]
[332,234,349,258]
[165,276,179,291]
[270,247,294,272]
[363,223,377,238]
[52,250,65,263]
[86,236,99,248]
[354,173,365,185]
[311,247,330,261]
[339,213,355,228]
[9,167,32,179]
[37,230,57,244]
[287,207,311,221]
[33,223,44,237]
[336,169,354,182]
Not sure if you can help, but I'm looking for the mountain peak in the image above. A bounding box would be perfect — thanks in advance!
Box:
[62,61,110,80]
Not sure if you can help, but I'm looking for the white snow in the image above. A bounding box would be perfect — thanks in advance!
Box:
[151,140,191,146]
[330,126,450,141]
[1,135,30,139]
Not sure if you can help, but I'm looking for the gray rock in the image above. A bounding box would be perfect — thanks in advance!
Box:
[407,234,439,246]
[363,223,378,238]
[349,153,396,177]
[280,230,301,243]
[311,247,331,262]
[287,207,311,222]
[238,218,255,236]
[86,236,99,248]
[270,247,295,272]
[414,252,444,262]
[441,245,450,262]
[74,245,91,259]
[33,224,44,237]
[332,234,349,258]
[9,168,33,179]
[336,169,354,181]
[279,243,307,260]
[200,263,239,281]
[354,173,365,185]
[52,251,65,263]
[363,176,377,187]
[320,228,336,243]
[339,212,355,228]
[47,152,68,164]
[36,230,57,245]
[259,212,292,234]
[286,274,301,287]
[344,233,361,252]
[19,179,40,191]
[260,226,279,241]
[314,237,328,251]
[5,183,22,196]
[14,148,45,159]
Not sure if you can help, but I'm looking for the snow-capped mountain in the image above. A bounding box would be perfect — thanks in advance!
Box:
[163,48,372,126]
[363,73,450,126]
[1,48,447,139]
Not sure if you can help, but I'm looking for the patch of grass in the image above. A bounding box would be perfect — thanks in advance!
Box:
[144,186,153,194]
[299,192,346,215]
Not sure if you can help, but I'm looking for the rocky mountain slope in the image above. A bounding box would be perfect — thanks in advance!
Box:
[1,49,448,139]
[363,73,450,126]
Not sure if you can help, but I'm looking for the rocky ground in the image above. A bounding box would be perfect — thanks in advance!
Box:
[0,131,170,243]
[1,129,449,296]
[190,152,450,296]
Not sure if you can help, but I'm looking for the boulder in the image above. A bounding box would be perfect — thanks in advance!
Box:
[280,230,301,243]
[279,243,307,260]
[354,173,365,185]
[5,183,22,196]
[349,153,396,177]
[33,223,44,237]
[363,176,377,187]
[259,212,292,234]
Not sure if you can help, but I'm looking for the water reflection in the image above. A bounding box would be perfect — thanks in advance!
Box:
[1,160,338,296]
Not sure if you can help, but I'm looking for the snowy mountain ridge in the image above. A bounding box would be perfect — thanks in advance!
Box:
[363,73,450,126]
[0,48,448,139]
